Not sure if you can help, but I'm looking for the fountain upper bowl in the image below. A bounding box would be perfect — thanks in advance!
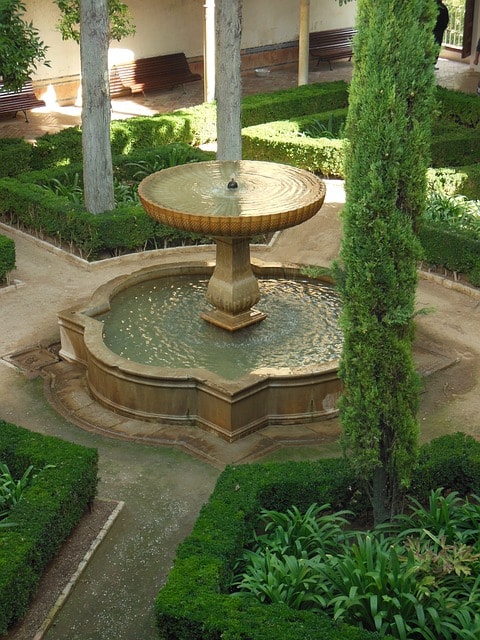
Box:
[138,160,326,237]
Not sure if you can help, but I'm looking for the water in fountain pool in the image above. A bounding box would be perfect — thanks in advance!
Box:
[100,276,343,380]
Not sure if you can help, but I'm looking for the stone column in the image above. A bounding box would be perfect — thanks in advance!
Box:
[298,0,310,86]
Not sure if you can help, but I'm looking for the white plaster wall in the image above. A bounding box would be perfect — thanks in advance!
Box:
[24,0,80,79]
[310,0,357,32]
[242,0,357,48]
[109,0,204,66]
[24,0,357,82]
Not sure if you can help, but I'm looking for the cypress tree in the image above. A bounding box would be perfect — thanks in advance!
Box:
[338,0,437,524]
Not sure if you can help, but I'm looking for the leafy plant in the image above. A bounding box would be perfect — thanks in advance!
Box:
[232,491,480,639]
[54,0,135,43]
[40,172,140,207]
[233,549,326,609]
[126,144,200,181]
[39,172,84,205]
[424,192,480,235]
[112,177,138,206]
[0,0,50,91]
[0,462,35,519]
[300,113,345,139]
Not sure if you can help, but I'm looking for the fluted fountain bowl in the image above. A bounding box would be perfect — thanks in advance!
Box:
[138,160,326,237]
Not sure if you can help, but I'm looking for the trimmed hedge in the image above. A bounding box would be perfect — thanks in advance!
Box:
[0,139,33,178]
[411,432,480,502]
[0,82,478,272]
[242,119,347,177]
[155,433,480,639]
[435,85,480,129]
[0,421,98,634]
[0,234,15,284]
[241,80,350,127]
[430,128,480,167]
[0,145,214,260]
[155,458,379,640]
[418,220,480,285]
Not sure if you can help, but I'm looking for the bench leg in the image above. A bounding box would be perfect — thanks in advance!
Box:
[13,110,29,123]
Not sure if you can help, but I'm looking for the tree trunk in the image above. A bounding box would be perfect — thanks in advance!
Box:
[372,465,389,526]
[80,0,114,214]
[215,0,242,161]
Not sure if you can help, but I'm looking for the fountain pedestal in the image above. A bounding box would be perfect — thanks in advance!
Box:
[202,236,266,331]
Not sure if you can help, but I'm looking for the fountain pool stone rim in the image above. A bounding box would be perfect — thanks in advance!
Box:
[58,260,342,442]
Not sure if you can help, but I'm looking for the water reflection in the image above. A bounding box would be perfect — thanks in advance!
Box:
[100,277,343,380]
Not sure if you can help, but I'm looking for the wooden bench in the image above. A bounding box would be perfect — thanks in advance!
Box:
[309,28,356,70]
[109,52,201,97]
[0,80,46,122]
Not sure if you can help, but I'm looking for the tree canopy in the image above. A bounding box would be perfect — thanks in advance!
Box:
[0,0,49,92]
[54,0,135,43]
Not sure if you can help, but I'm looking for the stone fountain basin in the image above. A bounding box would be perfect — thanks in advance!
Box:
[138,160,326,237]
[58,261,342,442]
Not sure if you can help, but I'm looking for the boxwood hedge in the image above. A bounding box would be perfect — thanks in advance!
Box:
[0,234,15,284]
[0,421,98,634]
[154,433,480,639]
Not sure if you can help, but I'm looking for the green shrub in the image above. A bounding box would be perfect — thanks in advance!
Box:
[0,421,98,634]
[435,86,480,129]
[0,139,32,177]
[410,433,480,501]
[418,220,480,285]
[0,144,213,260]
[0,235,15,284]
[426,167,469,196]
[456,163,480,200]
[1,81,479,276]
[241,80,350,127]
[430,129,480,167]
[242,121,347,177]
[155,434,477,639]
[155,458,381,639]
[233,490,480,639]
[0,462,38,520]
[30,126,83,169]
[424,192,480,233]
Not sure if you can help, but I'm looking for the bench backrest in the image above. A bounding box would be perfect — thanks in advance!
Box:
[309,28,356,48]
[110,52,200,95]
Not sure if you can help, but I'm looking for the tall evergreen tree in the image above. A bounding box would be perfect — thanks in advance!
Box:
[338,0,437,524]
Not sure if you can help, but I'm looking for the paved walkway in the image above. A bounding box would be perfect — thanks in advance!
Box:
[1,56,480,639]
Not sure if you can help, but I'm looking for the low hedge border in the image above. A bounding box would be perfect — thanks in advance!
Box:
[0,145,214,260]
[0,82,478,271]
[0,421,99,634]
[242,103,480,179]
[418,220,480,286]
[154,433,480,639]
[242,111,348,177]
[241,80,349,128]
[0,234,15,284]
[16,82,349,174]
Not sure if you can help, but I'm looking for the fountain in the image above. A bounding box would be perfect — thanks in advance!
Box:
[58,160,344,441]
[138,160,326,331]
